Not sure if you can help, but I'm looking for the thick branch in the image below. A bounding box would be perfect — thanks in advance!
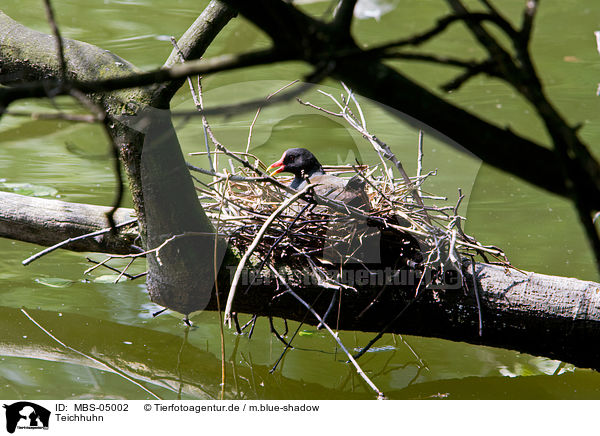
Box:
[209,261,600,370]
[155,0,237,105]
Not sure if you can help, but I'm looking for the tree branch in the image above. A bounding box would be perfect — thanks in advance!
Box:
[332,0,358,34]
[154,0,237,105]
[0,46,285,110]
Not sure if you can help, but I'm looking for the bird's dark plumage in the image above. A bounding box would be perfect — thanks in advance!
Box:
[267,148,370,210]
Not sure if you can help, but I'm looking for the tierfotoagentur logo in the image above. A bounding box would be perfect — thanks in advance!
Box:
[3,402,50,433]
[227,264,462,290]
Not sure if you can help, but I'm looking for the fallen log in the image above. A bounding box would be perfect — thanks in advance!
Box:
[0,191,137,254]
[207,261,600,370]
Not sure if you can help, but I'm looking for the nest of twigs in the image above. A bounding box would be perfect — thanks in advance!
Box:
[188,149,505,292]
[183,83,507,293]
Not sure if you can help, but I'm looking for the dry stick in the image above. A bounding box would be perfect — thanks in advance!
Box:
[318,88,433,225]
[269,305,313,373]
[170,37,214,173]
[22,218,138,266]
[198,77,215,174]
[416,130,424,197]
[190,149,264,165]
[299,93,423,222]
[469,255,484,337]
[316,89,392,185]
[246,80,299,154]
[187,162,269,182]
[83,231,225,276]
[268,315,293,348]
[115,257,136,283]
[214,175,229,400]
[353,290,426,361]
[86,257,137,279]
[21,308,161,399]
[199,131,374,222]
[172,35,227,393]
[342,82,366,129]
[267,264,385,399]
[84,256,112,275]
[223,185,313,326]
[2,111,96,122]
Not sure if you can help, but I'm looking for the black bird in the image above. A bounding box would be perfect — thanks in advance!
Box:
[266,147,370,210]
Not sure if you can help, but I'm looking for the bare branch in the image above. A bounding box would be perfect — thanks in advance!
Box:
[367,11,518,55]
[441,60,496,91]
[22,219,138,266]
[520,0,538,45]
[42,0,67,83]
[1,49,285,109]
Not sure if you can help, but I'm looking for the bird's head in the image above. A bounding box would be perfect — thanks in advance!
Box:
[266,148,324,178]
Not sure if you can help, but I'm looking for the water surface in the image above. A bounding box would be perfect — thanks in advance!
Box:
[1,0,599,399]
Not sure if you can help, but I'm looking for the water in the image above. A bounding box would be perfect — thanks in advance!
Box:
[1,0,599,399]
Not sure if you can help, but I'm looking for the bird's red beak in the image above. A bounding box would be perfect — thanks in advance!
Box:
[266,154,286,175]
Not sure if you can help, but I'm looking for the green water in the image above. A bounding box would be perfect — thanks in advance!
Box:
[1,0,600,400]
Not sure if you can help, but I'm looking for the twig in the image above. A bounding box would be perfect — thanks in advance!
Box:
[114,257,136,283]
[170,36,215,173]
[213,174,229,399]
[22,218,137,266]
[269,308,310,373]
[85,257,137,279]
[242,202,312,295]
[416,130,424,197]
[301,88,433,225]
[83,231,225,275]
[187,162,269,182]
[469,256,484,337]
[42,0,67,83]
[2,111,96,122]
[268,315,293,348]
[21,308,160,399]
[246,80,299,154]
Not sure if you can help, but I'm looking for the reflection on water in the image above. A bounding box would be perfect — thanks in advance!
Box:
[1,0,600,399]
[0,306,589,400]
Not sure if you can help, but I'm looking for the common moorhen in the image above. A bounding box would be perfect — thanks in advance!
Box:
[266,148,370,210]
